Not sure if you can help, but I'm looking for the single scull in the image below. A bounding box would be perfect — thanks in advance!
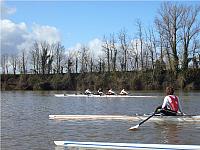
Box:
[49,114,200,122]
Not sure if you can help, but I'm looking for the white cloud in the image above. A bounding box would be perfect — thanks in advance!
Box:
[88,38,103,58]
[1,19,28,54]
[1,19,61,55]
[68,43,82,51]
[67,38,103,59]
[30,24,61,44]
[66,43,82,57]
[1,0,16,18]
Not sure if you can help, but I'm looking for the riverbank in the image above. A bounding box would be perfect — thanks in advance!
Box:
[1,69,200,91]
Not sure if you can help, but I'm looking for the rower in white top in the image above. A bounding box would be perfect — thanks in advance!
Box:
[97,88,104,95]
[85,89,92,95]
[119,89,128,95]
[107,89,116,95]
[155,86,184,116]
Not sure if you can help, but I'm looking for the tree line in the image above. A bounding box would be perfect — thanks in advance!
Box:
[1,3,200,81]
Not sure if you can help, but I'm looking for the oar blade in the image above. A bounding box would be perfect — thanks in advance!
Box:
[128,112,156,131]
[129,124,139,130]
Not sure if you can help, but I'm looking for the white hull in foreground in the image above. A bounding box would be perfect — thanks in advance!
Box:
[49,114,200,122]
[54,141,200,150]
[54,94,157,98]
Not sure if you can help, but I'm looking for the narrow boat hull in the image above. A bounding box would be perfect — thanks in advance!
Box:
[54,141,200,150]
[49,114,200,122]
[54,94,157,98]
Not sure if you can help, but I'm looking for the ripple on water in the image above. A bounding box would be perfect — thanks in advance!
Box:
[1,91,200,149]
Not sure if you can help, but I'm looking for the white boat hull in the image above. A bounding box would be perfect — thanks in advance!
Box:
[54,141,200,150]
[49,114,200,122]
[54,94,157,98]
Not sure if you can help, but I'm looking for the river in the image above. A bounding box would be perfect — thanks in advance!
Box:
[1,91,200,150]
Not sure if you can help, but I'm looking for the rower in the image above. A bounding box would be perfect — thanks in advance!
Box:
[119,89,128,95]
[85,89,92,95]
[107,89,115,95]
[156,86,184,116]
[97,88,104,95]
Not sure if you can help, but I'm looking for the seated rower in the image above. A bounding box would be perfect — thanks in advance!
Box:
[106,89,115,95]
[119,89,128,95]
[156,86,184,116]
[85,89,92,95]
[97,88,104,95]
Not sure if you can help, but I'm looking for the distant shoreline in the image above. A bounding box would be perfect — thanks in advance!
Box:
[1,69,200,91]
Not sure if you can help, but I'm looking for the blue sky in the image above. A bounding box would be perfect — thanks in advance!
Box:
[4,1,162,48]
[2,1,199,52]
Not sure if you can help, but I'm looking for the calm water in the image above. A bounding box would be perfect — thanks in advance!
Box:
[1,91,200,150]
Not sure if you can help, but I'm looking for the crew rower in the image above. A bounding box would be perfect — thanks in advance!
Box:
[97,88,104,95]
[156,86,184,116]
[85,89,92,95]
[119,89,128,95]
[107,89,115,95]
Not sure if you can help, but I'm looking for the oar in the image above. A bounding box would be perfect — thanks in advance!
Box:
[129,112,156,130]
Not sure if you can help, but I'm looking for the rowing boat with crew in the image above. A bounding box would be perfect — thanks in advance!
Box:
[49,114,200,122]
[54,141,200,149]
[54,94,157,98]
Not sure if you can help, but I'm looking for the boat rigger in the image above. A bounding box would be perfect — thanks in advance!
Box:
[49,114,200,122]
[54,94,158,98]
[54,141,200,150]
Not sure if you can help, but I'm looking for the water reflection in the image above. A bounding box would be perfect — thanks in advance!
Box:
[155,122,181,144]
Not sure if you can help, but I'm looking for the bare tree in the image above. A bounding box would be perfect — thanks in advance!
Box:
[155,2,185,74]
[136,19,144,69]
[53,42,65,74]
[80,45,90,73]
[181,5,200,71]
[118,29,129,71]
[65,50,82,73]
[129,40,139,70]
[97,57,102,72]
[89,57,93,73]
[1,54,9,74]
[145,28,154,69]
[30,41,64,74]
[30,41,40,74]
[10,54,18,75]
[19,50,28,74]
[73,51,80,73]
[102,36,111,72]
[191,38,200,68]
[40,41,51,74]
[67,58,73,73]
[155,20,165,61]
[155,19,172,70]
[75,56,78,73]
[110,33,118,71]
[47,45,54,74]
